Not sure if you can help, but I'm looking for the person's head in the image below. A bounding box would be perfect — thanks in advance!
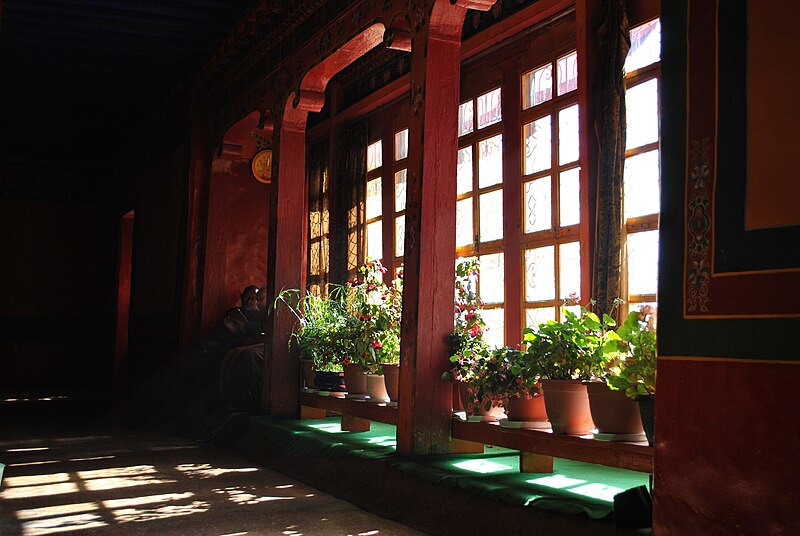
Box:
[241,285,259,311]
[256,286,267,311]
[222,307,247,334]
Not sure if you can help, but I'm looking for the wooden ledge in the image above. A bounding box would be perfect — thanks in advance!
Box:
[451,419,653,473]
[299,392,398,425]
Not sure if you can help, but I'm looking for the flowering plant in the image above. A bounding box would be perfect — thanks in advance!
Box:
[345,259,403,374]
[606,306,657,398]
[520,298,622,381]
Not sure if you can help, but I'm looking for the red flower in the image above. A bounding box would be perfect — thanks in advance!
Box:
[371,340,383,349]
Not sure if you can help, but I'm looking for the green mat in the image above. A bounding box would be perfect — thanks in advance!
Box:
[247,415,649,519]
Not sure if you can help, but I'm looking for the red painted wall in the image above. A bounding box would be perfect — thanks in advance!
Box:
[202,157,270,334]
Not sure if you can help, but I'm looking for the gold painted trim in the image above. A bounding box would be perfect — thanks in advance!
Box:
[659,355,800,365]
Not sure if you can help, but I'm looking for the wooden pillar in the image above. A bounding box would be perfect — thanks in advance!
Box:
[264,100,310,416]
[397,0,497,456]
[179,88,213,350]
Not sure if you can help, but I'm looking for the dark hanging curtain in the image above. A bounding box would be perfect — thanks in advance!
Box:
[592,0,630,318]
[307,136,330,292]
[330,118,368,284]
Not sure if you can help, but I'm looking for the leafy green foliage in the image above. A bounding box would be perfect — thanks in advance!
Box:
[275,285,355,372]
[520,302,622,381]
[606,307,657,398]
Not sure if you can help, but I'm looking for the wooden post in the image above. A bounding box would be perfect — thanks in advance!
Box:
[300,406,327,419]
[520,451,555,473]
[396,0,498,456]
[342,414,371,432]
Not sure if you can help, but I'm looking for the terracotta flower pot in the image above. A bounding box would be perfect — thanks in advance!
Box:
[585,381,645,436]
[382,363,400,402]
[343,363,368,395]
[507,395,548,423]
[457,382,505,421]
[540,379,595,435]
[366,374,390,402]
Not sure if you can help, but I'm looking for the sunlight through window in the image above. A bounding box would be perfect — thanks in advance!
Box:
[526,475,586,489]
[568,482,625,502]
[213,486,295,505]
[5,473,70,486]
[2,482,79,499]
[15,502,99,521]
[307,423,343,433]
[21,513,106,535]
[111,501,210,523]
[175,463,259,478]
[452,459,513,474]
[103,492,195,509]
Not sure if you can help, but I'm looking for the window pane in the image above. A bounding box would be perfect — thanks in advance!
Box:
[479,190,503,242]
[526,307,556,329]
[624,150,660,218]
[310,240,320,275]
[524,177,552,233]
[626,78,659,150]
[477,87,502,129]
[479,252,504,304]
[309,210,322,239]
[625,19,661,73]
[627,230,659,295]
[366,177,383,220]
[559,168,580,227]
[321,236,329,273]
[395,169,407,212]
[456,198,474,248]
[367,220,383,261]
[525,245,555,302]
[394,129,409,160]
[478,134,503,188]
[457,147,473,195]
[522,64,553,109]
[367,140,383,171]
[557,51,578,95]
[459,101,474,136]
[524,115,552,175]
[481,308,505,348]
[559,241,581,301]
[558,104,580,165]
[395,215,405,257]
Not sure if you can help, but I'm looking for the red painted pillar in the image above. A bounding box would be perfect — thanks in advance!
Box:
[265,102,309,416]
[397,0,497,456]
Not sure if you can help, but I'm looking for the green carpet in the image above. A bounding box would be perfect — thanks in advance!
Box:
[247,415,649,519]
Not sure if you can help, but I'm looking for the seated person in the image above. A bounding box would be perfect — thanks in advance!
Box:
[219,343,264,413]
[204,307,260,355]
[240,285,260,320]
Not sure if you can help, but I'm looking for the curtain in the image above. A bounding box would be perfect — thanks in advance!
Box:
[331,119,368,284]
[592,0,630,318]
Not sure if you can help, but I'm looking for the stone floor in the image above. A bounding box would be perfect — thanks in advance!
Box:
[0,412,425,536]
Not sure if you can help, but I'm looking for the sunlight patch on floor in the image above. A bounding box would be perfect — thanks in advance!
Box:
[2,482,79,499]
[15,502,100,521]
[21,513,107,535]
[214,486,296,505]
[103,491,195,509]
[4,472,70,486]
[111,500,210,523]
[176,463,260,478]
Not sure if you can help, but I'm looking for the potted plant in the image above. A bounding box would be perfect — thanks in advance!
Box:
[345,259,403,402]
[521,299,620,434]
[442,258,506,421]
[606,306,657,445]
[275,286,352,392]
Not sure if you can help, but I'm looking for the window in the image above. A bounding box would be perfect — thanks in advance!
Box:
[521,50,582,326]
[623,19,661,314]
[457,86,505,347]
[366,139,384,264]
[308,138,330,296]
